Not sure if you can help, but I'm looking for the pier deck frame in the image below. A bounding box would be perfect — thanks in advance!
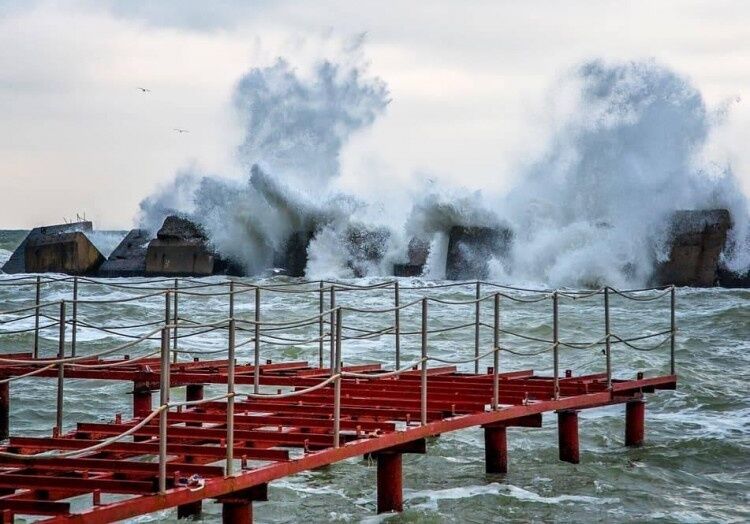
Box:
[0,355,675,523]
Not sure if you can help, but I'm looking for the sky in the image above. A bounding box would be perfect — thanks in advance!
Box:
[0,0,749,229]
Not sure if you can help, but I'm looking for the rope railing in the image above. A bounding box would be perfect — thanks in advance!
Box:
[0,276,677,492]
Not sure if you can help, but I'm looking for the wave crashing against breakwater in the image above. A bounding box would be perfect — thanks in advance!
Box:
[139,54,750,287]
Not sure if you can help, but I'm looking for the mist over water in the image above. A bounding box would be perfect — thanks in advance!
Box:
[138,54,750,287]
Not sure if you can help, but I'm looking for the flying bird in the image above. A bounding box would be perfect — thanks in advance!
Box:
[136,87,151,93]
[173,128,190,134]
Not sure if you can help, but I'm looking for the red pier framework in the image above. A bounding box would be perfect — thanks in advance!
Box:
[0,277,678,522]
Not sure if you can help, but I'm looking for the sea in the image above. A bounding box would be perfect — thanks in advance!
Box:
[0,230,747,523]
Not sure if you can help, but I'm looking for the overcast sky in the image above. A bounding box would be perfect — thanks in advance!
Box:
[1,0,748,229]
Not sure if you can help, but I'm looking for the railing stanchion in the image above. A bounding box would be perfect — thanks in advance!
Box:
[420,298,428,426]
[164,291,171,357]
[55,300,66,433]
[71,276,78,357]
[474,281,481,374]
[318,281,324,368]
[172,279,178,363]
[329,286,336,371]
[33,275,41,358]
[333,308,342,448]
[670,285,676,376]
[394,281,401,369]
[226,319,236,475]
[492,293,500,410]
[553,291,559,400]
[228,280,235,319]
[253,287,260,394]
[604,287,612,390]
[158,326,170,494]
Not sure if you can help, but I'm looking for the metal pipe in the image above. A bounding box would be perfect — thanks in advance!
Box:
[394,281,401,370]
[229,280,235,319]
[253,287,260,394]
[33,276,41,358]
[333,308,342,448]
[55,301,66,433]
[420,298,428,426]
[329,286,336,371]
[604,287,611,389]
[492,293,500,410]
[670,286,676,376]
[158,326,170,494]
[318,281,324,368]
[226,319,236,475]
[474,281,481,374]
[553,291,559,400]
[164,291,171,357]
[71,276,78,357]
[172,279,178,362]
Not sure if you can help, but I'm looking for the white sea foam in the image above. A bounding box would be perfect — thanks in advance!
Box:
[138,53,749,287]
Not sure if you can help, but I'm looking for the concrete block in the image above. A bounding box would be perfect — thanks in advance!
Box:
[446,226,512,280]
[656,209,731,287]
[2,221,92,274]
[98,229,150,277]
[24,231,105,275]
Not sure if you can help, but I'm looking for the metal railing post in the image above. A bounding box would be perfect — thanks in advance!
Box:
[253,286,261,394]
[158,326,170,494]
[228,280,235,319]
[421,298,428,425]
[474,281,481,374]
[670,286,676,376]
[394,281,401,369]
[492,293,500,410]
[33,276,41,358]
[226,319,236,475]
[329,286,336,371]
[55,300,66,432]
[164,291,171,357]
[71,276,78,357]
[172,279,179,362]
[318,281,324,368]
[553,291,559,400]
[333,308,342,448]
[604,287,611,389]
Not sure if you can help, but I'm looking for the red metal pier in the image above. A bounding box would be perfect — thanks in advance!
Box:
[0,277,678,523]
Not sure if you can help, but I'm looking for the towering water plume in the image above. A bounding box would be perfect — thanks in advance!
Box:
[139,53,749,285]
[495,59,749,287]
[138,53,389,274]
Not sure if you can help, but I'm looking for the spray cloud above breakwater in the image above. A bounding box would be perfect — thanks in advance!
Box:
[139,50,750,287]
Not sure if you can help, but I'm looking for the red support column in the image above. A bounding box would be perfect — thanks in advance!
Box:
[222,501,252,524]
[557,410,579,464]
[376,452,403,513]
[484,425,508,474]
[132,384,152,418]
[0,381,9,440]
[177,501,202,519]
[625,400,645,447]
[185,385,204,428]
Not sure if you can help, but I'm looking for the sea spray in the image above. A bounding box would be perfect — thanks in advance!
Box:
[494,59,750,287]
[138,53,749,285]
[138,52,390,275]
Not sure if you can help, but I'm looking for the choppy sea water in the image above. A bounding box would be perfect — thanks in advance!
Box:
[0,232,748,523]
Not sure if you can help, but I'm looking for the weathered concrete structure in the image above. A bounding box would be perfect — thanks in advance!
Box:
[393,238,430,277]
[2,221,94,274]
[24,231,105,275]
[655,209,731,287]
[145,216,216,276]
[446,226,513,280]
[346,225,391,278]
[98,229,150,277]
[272,231,315,277]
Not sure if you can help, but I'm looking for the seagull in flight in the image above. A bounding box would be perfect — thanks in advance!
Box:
[136,87,151,93]
[173,128,190,134]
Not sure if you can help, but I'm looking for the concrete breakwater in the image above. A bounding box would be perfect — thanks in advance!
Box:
[2,209,748,286]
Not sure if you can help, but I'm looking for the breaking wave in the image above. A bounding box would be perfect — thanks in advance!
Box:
[138,52,750,286]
